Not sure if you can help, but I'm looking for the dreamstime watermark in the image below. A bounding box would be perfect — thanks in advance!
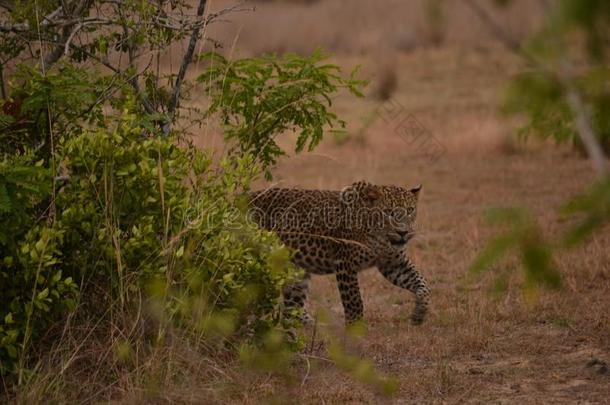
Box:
[375,98,446,164]
[183,190,418,236]
[246,204,413,232]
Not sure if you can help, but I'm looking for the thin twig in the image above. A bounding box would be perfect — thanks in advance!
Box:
[63,19,113,55]
[118,7,156,115]
[0,62,5,99]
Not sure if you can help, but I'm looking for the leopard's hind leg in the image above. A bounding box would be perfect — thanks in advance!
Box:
[282,273,313,324]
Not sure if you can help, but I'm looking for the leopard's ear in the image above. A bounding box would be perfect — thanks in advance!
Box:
[362,184,382,203]
[341,181,380,204]
[410,184,422,195]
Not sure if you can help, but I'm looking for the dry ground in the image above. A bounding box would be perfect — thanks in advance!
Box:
[3,1,607,404]
[231,49,609,405]
[188,1,610,403]
[193,44,610,405]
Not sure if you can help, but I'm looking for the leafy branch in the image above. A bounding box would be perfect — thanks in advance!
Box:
[199,50,366,178]
[470,0,610,293]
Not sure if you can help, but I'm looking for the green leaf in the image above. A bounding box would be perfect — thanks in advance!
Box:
[469,234,516,274]
[6,344,18,359]
[37,288,49,301]
[4,313,14,324]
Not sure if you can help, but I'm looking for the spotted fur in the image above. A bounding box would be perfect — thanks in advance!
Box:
[248,181,430,325]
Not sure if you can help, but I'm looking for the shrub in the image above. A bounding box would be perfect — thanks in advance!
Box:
[0,0,365,390]
[0,100,298,380]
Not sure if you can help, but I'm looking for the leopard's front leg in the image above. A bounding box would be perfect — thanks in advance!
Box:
[377,253,430,325]
[335,267,364,324]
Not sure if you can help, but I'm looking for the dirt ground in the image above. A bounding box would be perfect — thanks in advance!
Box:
[189,1,610,403]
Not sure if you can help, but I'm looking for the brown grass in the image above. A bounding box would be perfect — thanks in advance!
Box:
[195,5,610,399]
[17,1,610,403]
[230,43,610,399]
[189,3,610,399]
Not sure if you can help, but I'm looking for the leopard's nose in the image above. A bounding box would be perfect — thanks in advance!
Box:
[396,230,409,238]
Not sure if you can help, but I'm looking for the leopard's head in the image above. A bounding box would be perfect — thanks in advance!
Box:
[340,181,421,247]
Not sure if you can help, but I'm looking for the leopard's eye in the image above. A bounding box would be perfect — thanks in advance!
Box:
[390,209,406,221]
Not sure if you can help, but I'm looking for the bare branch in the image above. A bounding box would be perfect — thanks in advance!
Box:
[561,59,609,177]
[165,0,208,134]
[162,1,252,135]
[43,0,94,69]
[45,31,71,68]
[117,8,156,116]
[152,3,251,32]
[41,5,66,27]
[67,42,156,116]
[63,19,113,56]
[0,4,65,32]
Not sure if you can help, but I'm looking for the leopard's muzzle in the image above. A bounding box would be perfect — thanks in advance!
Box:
[388,231,414,246]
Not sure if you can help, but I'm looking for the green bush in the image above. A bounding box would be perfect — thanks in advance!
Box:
[503,70,610,153]
[1,64,106,159]
[0,1,370,398]
[0,14,363,388]
[0,101,297,378]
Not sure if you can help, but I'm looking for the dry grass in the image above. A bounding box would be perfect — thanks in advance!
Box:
[244,42,610,401]
[197,7,608,399]
[15,1,610,403]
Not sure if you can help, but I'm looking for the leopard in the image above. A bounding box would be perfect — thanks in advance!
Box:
[247,181,430,325]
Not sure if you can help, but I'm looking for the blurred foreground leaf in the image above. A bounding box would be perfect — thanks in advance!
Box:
[470,207,561,294]
[562,175,610,246]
